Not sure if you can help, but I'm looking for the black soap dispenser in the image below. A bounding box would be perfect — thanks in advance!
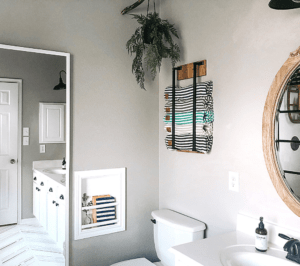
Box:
[62,157,66,170]
[255,217,268,252]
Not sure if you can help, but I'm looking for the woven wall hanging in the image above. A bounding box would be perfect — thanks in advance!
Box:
[164,60,213,154]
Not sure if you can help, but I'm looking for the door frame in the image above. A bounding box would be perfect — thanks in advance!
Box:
[0,44,71,266]
[0,78,22,225]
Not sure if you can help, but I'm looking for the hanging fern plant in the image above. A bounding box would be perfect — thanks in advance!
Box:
[126,1,180,90]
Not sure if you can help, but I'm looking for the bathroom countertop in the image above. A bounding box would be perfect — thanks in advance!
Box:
[33,168,66,187]
[169,231,283,266]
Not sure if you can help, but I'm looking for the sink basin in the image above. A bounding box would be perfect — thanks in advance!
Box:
[220,245,295,266]
[43,168,66,175]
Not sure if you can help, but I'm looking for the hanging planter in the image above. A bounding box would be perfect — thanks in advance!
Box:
[126,1,180,90]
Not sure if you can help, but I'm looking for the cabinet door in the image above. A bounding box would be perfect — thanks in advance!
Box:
[39,103,66,143]
[33,181,40,220]
[47,190,58,242]
[57,201,65,250]
[39,178,47,229]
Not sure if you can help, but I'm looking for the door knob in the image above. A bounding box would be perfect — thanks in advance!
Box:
[10,159,16,164]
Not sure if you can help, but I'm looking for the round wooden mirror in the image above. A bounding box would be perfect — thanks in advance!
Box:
[263,46,300,216]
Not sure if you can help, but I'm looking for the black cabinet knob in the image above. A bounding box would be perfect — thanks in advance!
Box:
[52,200,56,204]
[56,203,59,207]
[40,182,44,186]
[59,194,64,200]
[36,187,40,191]
[49,188,53,192]
[33,177,37,181]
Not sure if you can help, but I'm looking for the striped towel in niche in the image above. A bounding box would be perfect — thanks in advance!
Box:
[92,195,116,224]
[93,206,117,224]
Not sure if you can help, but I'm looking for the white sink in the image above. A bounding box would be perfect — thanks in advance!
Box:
[43,168,66,175]
[220,245,295,266]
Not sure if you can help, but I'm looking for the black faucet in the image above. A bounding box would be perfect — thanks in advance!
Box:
[279,233,300,264]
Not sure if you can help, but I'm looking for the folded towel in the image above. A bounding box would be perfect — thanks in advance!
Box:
[97,217,116,222]
[96,207,116,214]
[165,123,213,135]
[92,195,111,205]
[165,81,213,100]
[165,96,213,113]
[93,207,116,223]
[92,195,116,223]
[165,134,213,153]
[97,214,116,219]
[96,199,115,205]
[95,196,115,201]
[164,111,214,124]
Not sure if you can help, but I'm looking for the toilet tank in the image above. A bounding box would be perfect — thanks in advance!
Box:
[151,209,206,266]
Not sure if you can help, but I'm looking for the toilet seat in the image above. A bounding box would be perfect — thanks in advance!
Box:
[111,258,155,266]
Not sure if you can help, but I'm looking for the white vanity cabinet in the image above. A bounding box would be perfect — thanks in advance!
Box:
[38,175,48,229]
[57,186,66,249]
[32,168,65,249]
[32,175,40,220]
[33,171,48,229]
[47,178,59,242]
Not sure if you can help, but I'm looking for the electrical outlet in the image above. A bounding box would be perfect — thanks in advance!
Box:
[229,171,239,192]
[40,145,45,153]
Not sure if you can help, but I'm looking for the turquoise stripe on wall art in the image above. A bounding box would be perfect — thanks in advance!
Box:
[164,111,214,124]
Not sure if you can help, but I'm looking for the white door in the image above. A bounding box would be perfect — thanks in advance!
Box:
[0,81,19,225]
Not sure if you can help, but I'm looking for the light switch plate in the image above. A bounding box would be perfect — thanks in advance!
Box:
[23,127,29,136]
[40,145,45,153]
[23,137,29,146]
[229,171,239,192]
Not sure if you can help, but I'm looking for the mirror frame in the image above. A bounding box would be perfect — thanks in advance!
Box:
[263,46,300,217]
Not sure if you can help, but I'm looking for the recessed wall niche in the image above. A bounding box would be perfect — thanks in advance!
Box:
[74,168,126,240]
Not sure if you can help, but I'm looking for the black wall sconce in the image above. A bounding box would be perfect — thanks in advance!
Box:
[269,0,300,9]
[53,70,66,90]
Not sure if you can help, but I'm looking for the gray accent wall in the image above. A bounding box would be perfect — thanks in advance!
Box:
[159,0,300,237]
[0,49,66,219]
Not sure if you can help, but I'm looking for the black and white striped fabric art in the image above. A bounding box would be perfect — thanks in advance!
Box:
[165,134,213,153]
[164,81,214,153]
[165,96,213,112]
[165,81,213,100]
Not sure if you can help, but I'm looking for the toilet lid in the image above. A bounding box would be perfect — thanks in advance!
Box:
[111,258,154,266]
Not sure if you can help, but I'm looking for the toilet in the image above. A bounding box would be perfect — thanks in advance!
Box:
[111,209,206,266]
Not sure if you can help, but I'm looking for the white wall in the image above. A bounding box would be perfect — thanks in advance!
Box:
[0,1,159,265]
[159,0,300,237]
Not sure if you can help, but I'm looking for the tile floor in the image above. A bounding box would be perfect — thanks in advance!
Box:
[0,218,65,266]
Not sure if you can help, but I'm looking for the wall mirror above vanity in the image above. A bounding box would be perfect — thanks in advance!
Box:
[0,44,70,265]
[263,46,300,216]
